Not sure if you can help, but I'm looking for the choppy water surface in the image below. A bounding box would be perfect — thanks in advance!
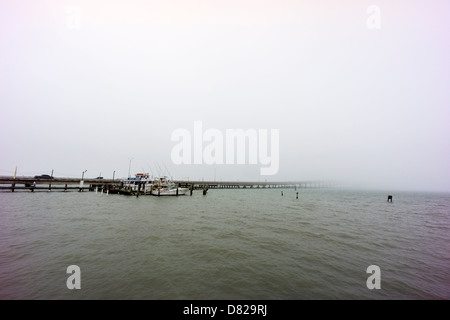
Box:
[0,188,448,299]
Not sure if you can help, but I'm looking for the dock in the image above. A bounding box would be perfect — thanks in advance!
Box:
[0,176,334,193]
[0,176,116,192]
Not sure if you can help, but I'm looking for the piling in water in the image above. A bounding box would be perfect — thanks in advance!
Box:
[136,183,141,198]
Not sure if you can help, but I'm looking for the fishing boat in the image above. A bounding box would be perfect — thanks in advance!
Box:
[120,173,154,195]
[151,176,189,196]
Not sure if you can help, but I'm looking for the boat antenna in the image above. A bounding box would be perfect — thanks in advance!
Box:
[155,163,163,177]
[156,163,164,177]
[147,163,154,178]
[163,163,173,180]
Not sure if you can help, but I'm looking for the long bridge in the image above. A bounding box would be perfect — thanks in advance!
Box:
[0,176,334,192]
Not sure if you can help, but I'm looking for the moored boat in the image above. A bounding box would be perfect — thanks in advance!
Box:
[151,176,189,196]
[121,173,154,195]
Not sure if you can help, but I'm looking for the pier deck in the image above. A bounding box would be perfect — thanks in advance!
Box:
[0,176,334,193]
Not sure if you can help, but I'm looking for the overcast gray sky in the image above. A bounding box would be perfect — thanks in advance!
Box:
[1,0,449,192]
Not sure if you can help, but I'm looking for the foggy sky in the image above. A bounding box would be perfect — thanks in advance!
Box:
[1,0,449,192]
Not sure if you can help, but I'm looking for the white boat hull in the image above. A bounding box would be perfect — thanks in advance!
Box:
[151,188,189,196]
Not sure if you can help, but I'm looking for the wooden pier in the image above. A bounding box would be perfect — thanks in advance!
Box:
[0,176,117,192]
[0,176,334,193]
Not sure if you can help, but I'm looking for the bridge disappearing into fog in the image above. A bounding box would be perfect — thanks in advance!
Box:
[0,176,335,192]
[175,180,334,189]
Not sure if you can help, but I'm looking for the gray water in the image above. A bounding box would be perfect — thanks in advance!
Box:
[0,188,448,299]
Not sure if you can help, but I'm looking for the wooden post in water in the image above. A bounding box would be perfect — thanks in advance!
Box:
[387,195,393,202]
[64,184,68,192]
[281,191,283,196]
[11,183,15,192]
[296,192,298,199]
[190,184,193,196]
[158,188,160,197]
[48,183,51,192]
[136,183,141,198]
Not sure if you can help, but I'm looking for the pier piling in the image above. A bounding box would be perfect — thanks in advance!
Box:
[136,183,141,198]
